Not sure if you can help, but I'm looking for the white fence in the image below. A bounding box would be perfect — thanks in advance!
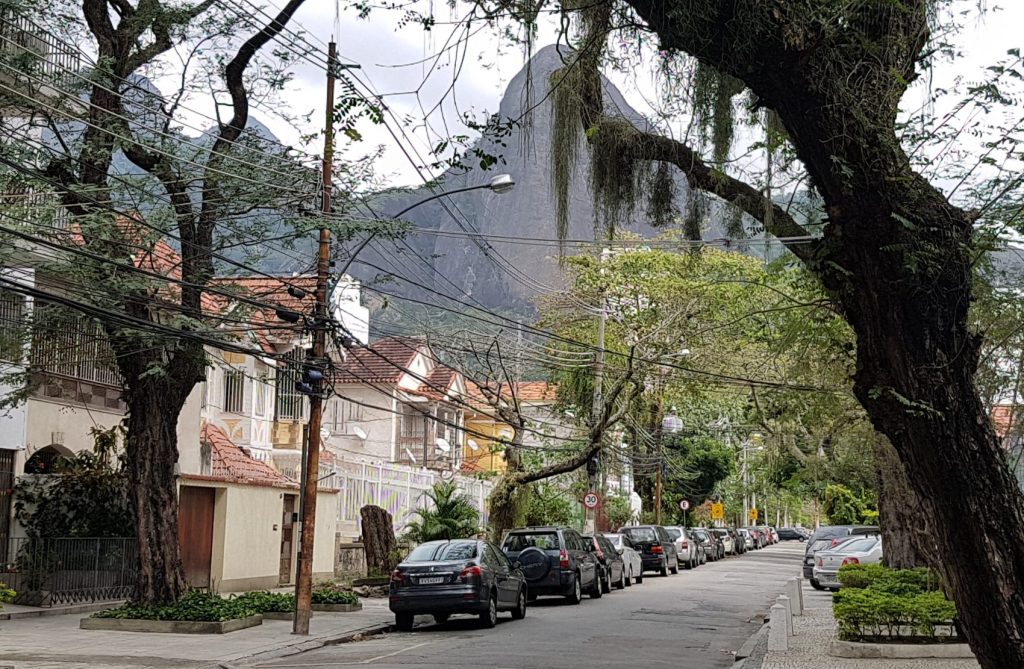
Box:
[329,461,494,539]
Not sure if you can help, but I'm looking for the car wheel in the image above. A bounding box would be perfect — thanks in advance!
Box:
[636,571,644,584]
[566,572,583,604]
[433,613,450,625]
[511,587,527,620]
[624,567,632,587]
[617,567,627,589]
[601,569,612,593]
[590,571,604,598]
[810,578,826,591]
[395,613,414,632]
[670,561,679,575]
[479,592,498,628]
[659,560,669,577]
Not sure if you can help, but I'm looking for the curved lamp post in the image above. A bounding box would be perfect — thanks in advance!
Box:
[339,173,516,276]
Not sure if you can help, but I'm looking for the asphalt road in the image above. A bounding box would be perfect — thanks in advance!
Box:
[255,542,805,669]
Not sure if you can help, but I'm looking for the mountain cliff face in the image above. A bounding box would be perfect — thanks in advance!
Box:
[355,45,682,311]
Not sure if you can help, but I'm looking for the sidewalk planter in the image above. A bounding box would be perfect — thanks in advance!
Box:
[830,640,976,659]
[80,614,263,634]
[313,602,362,612]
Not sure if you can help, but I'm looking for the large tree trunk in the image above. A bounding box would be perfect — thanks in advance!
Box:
[360,505,398,577]
[872,438,934,569]
[610,3,1024,666]
[124,379,190,604]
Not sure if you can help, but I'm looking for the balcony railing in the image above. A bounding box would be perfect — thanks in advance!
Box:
[2,536,137,606]
[0,9,82,92]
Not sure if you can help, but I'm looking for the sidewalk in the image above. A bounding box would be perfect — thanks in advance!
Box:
[0,598,394,669]
[761,586,980,669]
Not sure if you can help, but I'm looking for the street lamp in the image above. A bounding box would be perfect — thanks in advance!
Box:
[339,174,516,276]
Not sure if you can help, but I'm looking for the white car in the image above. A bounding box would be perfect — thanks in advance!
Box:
[737,528,754,550]
[812,536,883,590]
[665,526,699,569]
[711,529,736,555]
[603,532,644,584]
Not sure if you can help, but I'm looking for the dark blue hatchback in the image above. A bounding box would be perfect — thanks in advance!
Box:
[389,539,527,631]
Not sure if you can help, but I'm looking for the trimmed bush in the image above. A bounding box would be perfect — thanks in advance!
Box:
[0,582,15,608]
[232,591,295,613]
[312,583,359,606]
[833,564,958,642]
[93,590,258,622]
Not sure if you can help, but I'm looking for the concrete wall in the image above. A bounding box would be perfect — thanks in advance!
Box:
[24,398,122,456]
[334,539,367,580]
[194,481,338,592]
[326,385,396,463]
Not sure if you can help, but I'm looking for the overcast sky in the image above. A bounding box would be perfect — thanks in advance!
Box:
[230,1,1023,191]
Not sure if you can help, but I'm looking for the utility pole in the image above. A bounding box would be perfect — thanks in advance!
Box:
[293,40,337,636]
[586,250,609,533]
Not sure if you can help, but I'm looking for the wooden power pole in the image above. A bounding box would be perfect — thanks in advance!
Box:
[293,40,337,636]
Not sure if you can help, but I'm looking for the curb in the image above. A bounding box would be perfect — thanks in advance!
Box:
[200,620,393,669]
[735,622,769,661]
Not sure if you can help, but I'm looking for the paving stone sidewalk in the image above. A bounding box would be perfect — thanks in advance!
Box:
[0,598,394,669]
[761,587,979,669]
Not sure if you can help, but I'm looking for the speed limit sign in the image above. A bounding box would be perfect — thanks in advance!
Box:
[583,492,601,509]
[679,499,691,511]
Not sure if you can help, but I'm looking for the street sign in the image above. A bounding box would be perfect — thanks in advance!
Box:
[583,492,601,509]
[749,508,759,521]
[711,503,725,520]
[679,499,691,511]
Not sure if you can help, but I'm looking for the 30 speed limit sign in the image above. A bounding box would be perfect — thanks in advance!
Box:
[583,492,601,509]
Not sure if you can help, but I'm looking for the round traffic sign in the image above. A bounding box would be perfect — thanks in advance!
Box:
[583,492,600,509]
[679,499,691,511]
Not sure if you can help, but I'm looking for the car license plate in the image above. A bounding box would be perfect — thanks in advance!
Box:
[418,576,444,584]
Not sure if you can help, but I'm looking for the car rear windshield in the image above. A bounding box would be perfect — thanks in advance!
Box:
[503,532,561,551]
[405,541,478,562]
[622,527,658,542]
[834,537,879,553]
[604,534,623,548]
[665,528,682,540]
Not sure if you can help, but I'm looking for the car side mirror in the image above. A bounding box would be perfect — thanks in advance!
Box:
[617,548,624,555]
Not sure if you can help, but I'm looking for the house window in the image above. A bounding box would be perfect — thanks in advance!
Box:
[0,288,25,362]
[346,399,363,422]
[275,349,305,420]
[30,302,119,385]
[223,369,245,413]
[253,362,269,418]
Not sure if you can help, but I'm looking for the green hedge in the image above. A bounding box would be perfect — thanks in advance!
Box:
[311,583,360,606]
[93,590,258,622]
[233,591,295,613]
[832,564,958,642]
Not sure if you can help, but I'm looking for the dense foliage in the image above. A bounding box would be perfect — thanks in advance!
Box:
[93,590,258,622]
[834,564,957,642]
[403,482,480,543]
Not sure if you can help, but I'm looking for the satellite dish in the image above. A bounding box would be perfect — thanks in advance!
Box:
[319,427,331,442]
[468,439,480,452]
[404,448,418,465]
[435,437,451,453]
[352,425,367,440]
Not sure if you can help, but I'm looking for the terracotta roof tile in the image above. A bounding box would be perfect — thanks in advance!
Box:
[201,423,297,488]
[335,336,424,384]
[993,405,1021,440]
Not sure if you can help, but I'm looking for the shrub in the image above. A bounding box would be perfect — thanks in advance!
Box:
[93,590,258,622]
[233,591,295,613]
[312,583,359,606]
[832,564,957,642]
[0,582,15,608]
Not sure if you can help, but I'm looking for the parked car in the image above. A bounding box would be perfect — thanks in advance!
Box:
[603,532,643,585]
[737,528,754,550]
[501,526,600,603]
[582,533,627,591]
[812,536,883,591]
[618,525,679,576]
[764,527,779,544]
[693,528,723,561]
[726,528,746,554]
[711,528,736,555]
[389,539,527,630]
[802,525,880,589]
[665,525,699,569]
[740,527,764,549]
[776,527,806,541]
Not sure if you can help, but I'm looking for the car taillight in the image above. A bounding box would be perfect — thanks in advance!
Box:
[842,557,860,566]
[681,541,688,549]
[651,545,664,554]
[595,548,604,560]
[816,557,823,566]
[391,569,404,584]
[559,549,570,569]
[459,565,483,582]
